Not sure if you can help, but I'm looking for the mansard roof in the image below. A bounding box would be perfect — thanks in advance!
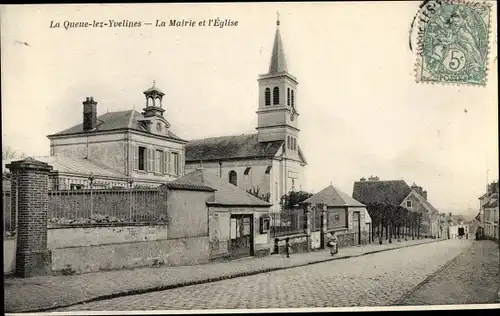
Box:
[48,110,186,142]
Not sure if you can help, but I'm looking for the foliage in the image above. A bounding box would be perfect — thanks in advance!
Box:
[2,145,27,160]
[246,186,271,203]
[280,190,313,211]
[365,202,426,239]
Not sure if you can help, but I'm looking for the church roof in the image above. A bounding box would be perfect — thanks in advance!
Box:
[185,133,284,162]
[171,168,272,207]
[302,184,365,207]
[48,110,186,142]
[268,24,288,74]
[352,179,413,206]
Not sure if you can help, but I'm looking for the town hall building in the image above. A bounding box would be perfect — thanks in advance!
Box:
[3,18,307,206]
[184,18,307,212]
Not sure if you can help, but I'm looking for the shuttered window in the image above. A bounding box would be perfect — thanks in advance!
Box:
[133,145,138,170]
[163,150,169,174]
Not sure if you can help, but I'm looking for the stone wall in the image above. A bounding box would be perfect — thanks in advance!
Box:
[275,234,309,254]
[47,224,209,274]
[3,237,16,274]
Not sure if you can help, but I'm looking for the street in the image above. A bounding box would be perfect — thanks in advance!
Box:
[53,239,498,311]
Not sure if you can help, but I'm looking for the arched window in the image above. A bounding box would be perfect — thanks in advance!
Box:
[273,87,280,105]
[265,88,271,106]
[228,170,237,186]
[287,88,290,106]
[291,90,295,107]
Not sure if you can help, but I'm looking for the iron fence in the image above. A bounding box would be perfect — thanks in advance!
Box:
[47,176,166,226]
[2,172,17,236]
[311,207,322,232]
[270,209,305,237]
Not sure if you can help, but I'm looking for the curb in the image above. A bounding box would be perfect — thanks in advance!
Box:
[9,239,444,313]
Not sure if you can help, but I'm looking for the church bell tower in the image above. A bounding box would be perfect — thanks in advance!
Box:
[256,14,300,154]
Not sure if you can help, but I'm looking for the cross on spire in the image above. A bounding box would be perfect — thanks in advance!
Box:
[276,11,280,26]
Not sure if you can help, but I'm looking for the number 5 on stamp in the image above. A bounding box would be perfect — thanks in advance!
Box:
[415,0,492,86]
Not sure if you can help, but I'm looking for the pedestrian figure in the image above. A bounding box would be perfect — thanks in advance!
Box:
[326,232,338,256]
[285,238,291,258]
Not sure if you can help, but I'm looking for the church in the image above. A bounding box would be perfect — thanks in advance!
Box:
[3,18,307,213]
[184,18,308,212]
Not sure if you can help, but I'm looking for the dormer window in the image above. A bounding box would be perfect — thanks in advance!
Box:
[156,123,162,133]
[406,200,412,208]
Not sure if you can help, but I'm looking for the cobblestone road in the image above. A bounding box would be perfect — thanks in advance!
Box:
[56,239,473,311]
[397,240,499,306]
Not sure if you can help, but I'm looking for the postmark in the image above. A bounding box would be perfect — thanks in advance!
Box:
[414,0,492,86]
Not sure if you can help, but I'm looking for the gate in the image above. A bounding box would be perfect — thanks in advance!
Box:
[230,214,254,259]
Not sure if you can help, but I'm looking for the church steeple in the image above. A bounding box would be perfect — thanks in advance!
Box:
[256,15,300,146]
[268,12,288,74]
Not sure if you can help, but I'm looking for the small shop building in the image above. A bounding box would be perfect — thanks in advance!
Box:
[169,168,273,260]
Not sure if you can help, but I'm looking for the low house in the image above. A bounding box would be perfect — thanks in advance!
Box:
[352,177,440,237]
[301,184,372,247]
[447,215,469,239]
[168,168,273,260]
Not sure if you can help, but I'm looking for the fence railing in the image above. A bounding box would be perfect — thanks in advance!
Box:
[3,172,18,236]
[270,209,305,237]
[47,176,166,226]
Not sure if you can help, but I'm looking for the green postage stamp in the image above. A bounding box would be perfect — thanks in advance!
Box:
[415,0,492,86]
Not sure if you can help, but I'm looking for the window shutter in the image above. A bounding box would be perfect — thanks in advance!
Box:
[147,148,152,171]
[152,149,156,172]
[133,145,138,170]
[163,151,168,174]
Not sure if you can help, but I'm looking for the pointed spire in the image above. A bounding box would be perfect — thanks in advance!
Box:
[268,13,288,74]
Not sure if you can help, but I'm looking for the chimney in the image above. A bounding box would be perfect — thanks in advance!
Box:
[368,176,379,181]
[422,190,427,200]
[360,177,366,181]
[83,97,98,132]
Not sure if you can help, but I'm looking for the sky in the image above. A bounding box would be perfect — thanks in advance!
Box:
[1,2,498,219]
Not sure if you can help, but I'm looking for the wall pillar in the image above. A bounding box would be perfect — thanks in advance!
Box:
[302,203,312,251]
[7,158,53,278]
[320,204,327,249]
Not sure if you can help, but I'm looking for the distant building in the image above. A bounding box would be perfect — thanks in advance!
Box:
[352,177,440,237]
[479,181,499,240]
[447,215,469,239]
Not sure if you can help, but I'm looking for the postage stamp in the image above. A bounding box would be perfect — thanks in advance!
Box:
[415,0,492,86]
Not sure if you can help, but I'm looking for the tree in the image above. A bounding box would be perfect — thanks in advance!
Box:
[247,186,271,203]
[280,190,313,211]
[2,145,26,160]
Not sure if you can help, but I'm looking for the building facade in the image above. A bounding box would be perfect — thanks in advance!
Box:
[184,19,307,212]
[479,181,499,240]
[352,177,440,237]
[44,84,187,187]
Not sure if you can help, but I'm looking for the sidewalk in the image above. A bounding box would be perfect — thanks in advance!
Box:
[4,238,441,313]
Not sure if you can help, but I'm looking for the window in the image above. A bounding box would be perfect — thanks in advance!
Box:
[291,90,295,107]
[155,149,163,173]
[265,166,272,175]
[137,146,147,171]
[244,167,251,175]
[229,170,237,186]
[265,88,271,106]
[70,184,84,190]
[293,138,296,150]
[287,88,290,106]
[273,87,279,105]
[287,136,291,149]
[170,152,180,175]
[406,200,412,208]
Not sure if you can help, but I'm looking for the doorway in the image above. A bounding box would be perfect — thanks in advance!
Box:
[230,214,254,259]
